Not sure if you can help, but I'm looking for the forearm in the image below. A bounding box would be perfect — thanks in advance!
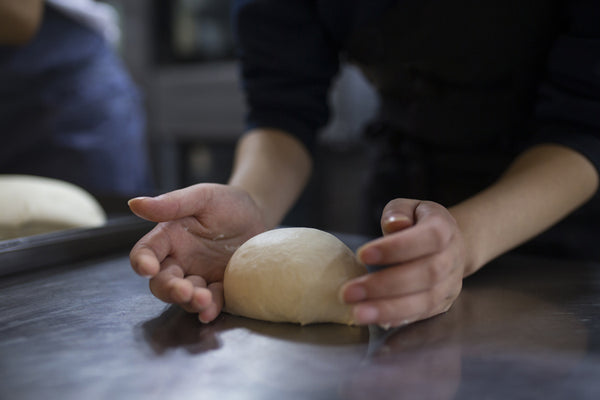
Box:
[450,144,599,276]
[228,128,312,229]
[0,0,43,44]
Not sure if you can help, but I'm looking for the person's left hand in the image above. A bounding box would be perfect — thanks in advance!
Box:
[340,199,467,328]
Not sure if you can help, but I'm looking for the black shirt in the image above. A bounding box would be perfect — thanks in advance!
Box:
[233,0,600,175]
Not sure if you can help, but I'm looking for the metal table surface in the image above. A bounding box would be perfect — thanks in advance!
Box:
[0,230,599,400]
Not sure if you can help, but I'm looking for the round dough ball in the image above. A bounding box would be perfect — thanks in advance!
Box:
[0,175,107,239]
[223,227,367,325]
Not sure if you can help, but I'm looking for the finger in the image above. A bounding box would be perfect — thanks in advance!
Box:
[186,275,212,308]
[129,226,172,277]
[148,260,194,304]
[358,205,455,265]
[341,254,457,303]
[129,245,161,278]
[128,184,210,222]
[351,275,462,327]
[380,198,418,235]
[172,275,222,315]
[198,282,224,323]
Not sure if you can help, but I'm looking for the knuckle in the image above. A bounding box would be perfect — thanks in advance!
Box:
[426,218,449,249]
[426,257,449,285]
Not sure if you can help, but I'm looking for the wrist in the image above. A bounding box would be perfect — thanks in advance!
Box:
[228,129,312,230]
[449,203,488,277]
[228,183,277,230]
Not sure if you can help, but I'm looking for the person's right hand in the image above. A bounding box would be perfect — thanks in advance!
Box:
[128,183,267,323]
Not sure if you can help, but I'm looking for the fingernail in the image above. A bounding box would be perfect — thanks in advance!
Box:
[358,247,381,264]
[383,214,412,234]
[384,214,410,224]
[127,197,150,206]
[343,285,366,303]
[353,305,379,324]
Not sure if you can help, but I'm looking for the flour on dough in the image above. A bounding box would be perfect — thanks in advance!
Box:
[223,227,367,325]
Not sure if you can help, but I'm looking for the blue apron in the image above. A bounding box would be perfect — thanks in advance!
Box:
[0,5,153,197]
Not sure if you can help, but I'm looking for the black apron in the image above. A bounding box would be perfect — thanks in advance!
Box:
[345,0,599,259]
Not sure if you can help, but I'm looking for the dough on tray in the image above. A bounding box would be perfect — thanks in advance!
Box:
[223,227,367,325]
[0,175,106,240]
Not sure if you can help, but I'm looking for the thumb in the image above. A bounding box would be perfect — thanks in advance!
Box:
[380,198,418,235]
[128,185,207,222]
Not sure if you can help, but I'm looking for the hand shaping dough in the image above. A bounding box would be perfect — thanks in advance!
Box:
[0,175,106,240]
[223,227,367,325]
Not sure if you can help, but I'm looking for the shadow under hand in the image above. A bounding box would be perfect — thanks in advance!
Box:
[139,305,371,397]
[140,305,370,356]
[139,305,222,355]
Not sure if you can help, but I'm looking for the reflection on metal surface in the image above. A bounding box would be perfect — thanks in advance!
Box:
[139,280,588,400]
[341,286,588,400]
[142,306,371,349]
[141,307,370,397]
[1,251,598,399]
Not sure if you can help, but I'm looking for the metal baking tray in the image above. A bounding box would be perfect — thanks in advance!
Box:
[0,215,155,277]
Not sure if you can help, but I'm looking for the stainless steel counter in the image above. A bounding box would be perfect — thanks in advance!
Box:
[1,232,599,400]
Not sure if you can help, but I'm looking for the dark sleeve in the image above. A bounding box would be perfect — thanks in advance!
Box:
[232,0,340,152]
[532,1,600,175]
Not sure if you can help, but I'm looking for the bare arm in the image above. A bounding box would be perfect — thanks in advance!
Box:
[228,128,313,229]
[451,143,599,276]
[0,0,43,44]
[343,143,599,327]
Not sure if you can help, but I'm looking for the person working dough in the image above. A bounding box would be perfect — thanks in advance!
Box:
[129,0,600,327]
[0,0,153,197]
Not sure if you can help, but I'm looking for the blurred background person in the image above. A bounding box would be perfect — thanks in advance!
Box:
[0,0,154,198]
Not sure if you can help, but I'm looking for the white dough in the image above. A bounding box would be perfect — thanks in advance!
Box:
[223,227,367,325]
[0,175,107,239]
